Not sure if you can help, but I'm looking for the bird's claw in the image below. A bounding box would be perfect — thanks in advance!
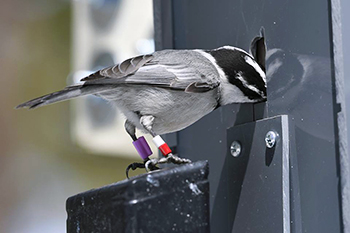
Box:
[126,154,191,178]
[145,153,192,172]
[126,159,160,179]
[126,162,145,179]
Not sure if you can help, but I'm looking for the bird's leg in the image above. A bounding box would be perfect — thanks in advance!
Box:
[139,115,157,137]
[125,120,137,141]
[124,120,159,179]
[140,116,192,172]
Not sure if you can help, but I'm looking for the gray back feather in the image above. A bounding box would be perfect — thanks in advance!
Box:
[81,50,220,93]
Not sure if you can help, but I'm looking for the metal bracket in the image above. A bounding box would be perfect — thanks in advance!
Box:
[226,115,291,232]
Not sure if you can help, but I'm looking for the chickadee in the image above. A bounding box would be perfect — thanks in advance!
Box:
[17,30,266,176]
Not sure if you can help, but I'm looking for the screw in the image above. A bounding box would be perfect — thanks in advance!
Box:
[230,141,241,157]
[265,131,278,148]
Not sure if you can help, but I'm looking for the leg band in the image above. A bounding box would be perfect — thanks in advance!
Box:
[132,136,153,160]
[152,135,172,156]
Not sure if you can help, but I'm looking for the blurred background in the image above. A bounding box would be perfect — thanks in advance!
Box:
[1,0,350,232]
[0,0,154,232]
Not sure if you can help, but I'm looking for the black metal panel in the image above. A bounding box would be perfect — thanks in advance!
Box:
[154,0,344,232]
[66,161,210,233]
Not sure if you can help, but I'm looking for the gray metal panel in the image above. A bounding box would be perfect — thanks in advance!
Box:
[154,0,345,232]
[226,115,290,232]
[177,104,255,232]
[153,0,173,50]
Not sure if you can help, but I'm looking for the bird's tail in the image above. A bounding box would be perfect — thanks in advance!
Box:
[16,84,114,109]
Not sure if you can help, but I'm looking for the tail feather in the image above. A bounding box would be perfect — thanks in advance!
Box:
[16,84,116,109]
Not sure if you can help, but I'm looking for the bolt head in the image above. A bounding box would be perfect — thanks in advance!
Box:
[230,141,241,157]
[265,131,277,148]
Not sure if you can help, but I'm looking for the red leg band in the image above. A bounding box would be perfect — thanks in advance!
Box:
[159,143,172,156]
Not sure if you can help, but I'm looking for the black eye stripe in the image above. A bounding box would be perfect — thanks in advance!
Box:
[207,49,266,99]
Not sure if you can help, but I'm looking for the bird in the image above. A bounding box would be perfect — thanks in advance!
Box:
[16,30,266,177]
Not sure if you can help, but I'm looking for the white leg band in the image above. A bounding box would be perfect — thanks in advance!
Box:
[152,135,165,147]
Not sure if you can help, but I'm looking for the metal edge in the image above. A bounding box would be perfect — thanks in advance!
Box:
[153,0,174,51]
[329,0,349,231]
[281,115,291,233]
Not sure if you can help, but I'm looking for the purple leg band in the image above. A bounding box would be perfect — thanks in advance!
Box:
[132,136,153,160]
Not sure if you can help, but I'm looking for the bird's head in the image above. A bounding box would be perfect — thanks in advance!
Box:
[207,42,266,103]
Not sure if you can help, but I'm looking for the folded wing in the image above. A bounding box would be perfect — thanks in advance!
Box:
[82,53,220,93]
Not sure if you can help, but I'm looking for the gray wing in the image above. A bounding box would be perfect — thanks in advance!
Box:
[81,52,220,93]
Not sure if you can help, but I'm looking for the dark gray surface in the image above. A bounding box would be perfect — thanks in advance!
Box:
[226,115,289,232]
[153,0,173,50]
[154,0,345,232]
[66,161,210,233]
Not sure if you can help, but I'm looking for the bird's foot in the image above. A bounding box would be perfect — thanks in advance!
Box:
[145,153,192,172]
[126,159,159,179]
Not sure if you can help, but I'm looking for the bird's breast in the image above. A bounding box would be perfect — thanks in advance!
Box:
[99,86,219,135]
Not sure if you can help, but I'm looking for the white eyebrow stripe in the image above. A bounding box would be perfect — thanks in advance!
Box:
[244,55,266,83]
[220,45,251,56]
[236,72,264,96]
